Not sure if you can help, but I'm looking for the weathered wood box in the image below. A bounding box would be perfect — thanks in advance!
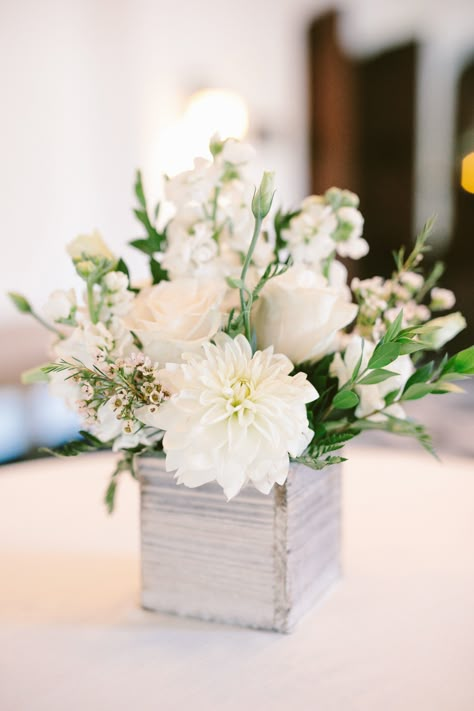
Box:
[139,456,341,633]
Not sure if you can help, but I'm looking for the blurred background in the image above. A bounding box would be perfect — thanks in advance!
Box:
[0,0,473,463]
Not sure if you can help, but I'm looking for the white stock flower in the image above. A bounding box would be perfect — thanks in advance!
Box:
[220,139,256,165]
[138,334,318,500]
[67,230,115,261]
[49,318,134,412]
[53,317,134,369]
[162,219,223,279]
[330,335,413,420]
[253,266,357,364]
[100,271,134,320]
[430,287,456,311]
[125,278,225,363]
[334,207,368,259]
[282,199,336,268]
[164,158,218,206]
[44,289,76,322]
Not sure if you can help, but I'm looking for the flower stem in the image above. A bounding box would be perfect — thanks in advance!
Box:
[239,214,263,343]
[87,280,98,324]
[31,310,65,340]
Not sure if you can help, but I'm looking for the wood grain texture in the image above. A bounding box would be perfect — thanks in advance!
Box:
[139,456,341,633]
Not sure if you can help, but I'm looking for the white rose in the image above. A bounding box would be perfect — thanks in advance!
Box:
[44,289,76,322]
[423,312,466,349]
[67,230,115,261]
[125,278,225,364]
[253,266,358,364]
[330,335,414,420]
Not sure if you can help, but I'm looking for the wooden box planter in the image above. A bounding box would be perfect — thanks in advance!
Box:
[139,456,341,633]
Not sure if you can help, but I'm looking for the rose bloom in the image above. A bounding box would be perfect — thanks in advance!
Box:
[253,265,357,365]
[136,333,318,499]
[125,277,225,364]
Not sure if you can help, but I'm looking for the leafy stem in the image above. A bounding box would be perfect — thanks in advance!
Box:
[239,213,263,342]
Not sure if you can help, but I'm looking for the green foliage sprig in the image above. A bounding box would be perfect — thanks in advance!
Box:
[129,171,168,284]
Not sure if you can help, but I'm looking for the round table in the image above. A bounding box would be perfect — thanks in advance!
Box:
[0,446,473,711]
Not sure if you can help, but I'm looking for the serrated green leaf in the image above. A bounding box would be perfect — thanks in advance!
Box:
[367,343,401,369]
[333,390,360,409]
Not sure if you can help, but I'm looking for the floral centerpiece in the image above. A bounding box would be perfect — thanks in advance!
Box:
[9,137,474,631]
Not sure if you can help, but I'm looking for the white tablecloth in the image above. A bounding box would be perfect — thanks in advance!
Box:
[0,447,473,711]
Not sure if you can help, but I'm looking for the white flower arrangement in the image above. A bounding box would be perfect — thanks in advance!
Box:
[9,136,474,509]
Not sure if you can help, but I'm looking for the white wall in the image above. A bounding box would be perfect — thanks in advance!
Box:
[1,0,473,326]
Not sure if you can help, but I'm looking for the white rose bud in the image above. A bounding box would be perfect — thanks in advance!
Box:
[252,171,275,220]
[67,230,115,262]
[424,312,466,349]
[430,287,456,311]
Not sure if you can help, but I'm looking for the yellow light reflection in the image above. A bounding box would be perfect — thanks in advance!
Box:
[461,152,474,194]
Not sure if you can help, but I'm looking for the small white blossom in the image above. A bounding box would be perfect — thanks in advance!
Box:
[44,289,76,322]
[400,271,424,291]
[430,287,456,311]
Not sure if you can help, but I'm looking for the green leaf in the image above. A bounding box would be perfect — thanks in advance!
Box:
[442,346,474,375]
[134,170,146,209]
[367,342,401,369]
[104,478,117,514]
[402,382,435,400]
[397,340,429,355]
[149,257,168,284]
[21,365,50,384]
[384,311,404,342]
[384,389,400,406]
[350,341,365,383]
[404,362,434,391]
[292,454,347,470]
[129,237,161,256]
[333,390,360,409]
[8,292,32,314]
[358,369,399,385]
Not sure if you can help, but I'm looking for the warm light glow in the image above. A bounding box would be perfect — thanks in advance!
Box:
[154,89,249,179]
[184,88,249,142]
[461,152,474,194]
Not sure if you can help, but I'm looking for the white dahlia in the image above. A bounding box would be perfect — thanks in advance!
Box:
[138,334,318,500]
